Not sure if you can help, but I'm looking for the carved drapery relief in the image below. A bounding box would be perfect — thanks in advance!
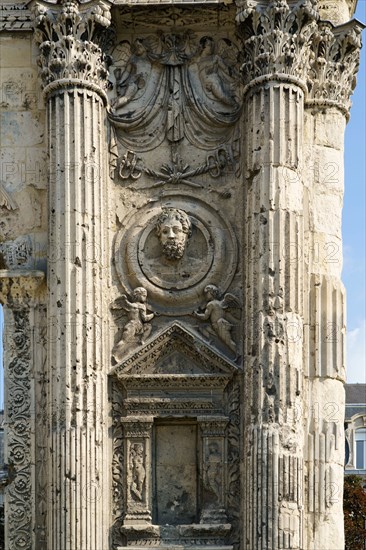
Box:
[108,32,242,152]
[32,0,111,98]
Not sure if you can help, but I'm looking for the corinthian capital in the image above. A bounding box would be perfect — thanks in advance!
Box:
[306,20,364,118]
[236,0,319,90]
[31,0,111,99]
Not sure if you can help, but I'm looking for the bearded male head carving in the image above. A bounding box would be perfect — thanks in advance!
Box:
[155,208,192,260]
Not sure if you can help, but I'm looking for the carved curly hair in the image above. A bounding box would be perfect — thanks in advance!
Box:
[155,207,192,238]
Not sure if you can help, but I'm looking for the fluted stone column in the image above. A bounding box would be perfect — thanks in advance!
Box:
[236,1,364,549]
[303,15,364,550]
[31,1,112,547]
[236,2,318,548]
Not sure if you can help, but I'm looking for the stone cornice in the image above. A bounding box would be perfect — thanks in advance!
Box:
[29,0,112,100]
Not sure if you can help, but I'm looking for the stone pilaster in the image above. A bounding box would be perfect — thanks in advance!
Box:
[31,1,112,548]
[0,271,46,550]
[303,16,363,550]
[236,1,318,548]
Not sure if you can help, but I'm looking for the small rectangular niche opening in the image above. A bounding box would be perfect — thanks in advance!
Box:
[154,420,198,525]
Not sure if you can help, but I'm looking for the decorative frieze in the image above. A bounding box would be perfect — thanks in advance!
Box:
[31,0,111,99]
[0,3,32,32]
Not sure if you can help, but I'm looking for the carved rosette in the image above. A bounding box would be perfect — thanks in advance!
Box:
[236,0,319,90]
[306,20,364,117]
[31,0,111,99]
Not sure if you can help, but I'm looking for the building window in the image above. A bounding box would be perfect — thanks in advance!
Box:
[355,428,366,470]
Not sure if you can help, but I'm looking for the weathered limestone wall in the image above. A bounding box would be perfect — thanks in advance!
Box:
[0,1,364,550]
[0,30,47,269]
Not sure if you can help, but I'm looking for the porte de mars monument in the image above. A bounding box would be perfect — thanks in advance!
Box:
[0,0,363,548]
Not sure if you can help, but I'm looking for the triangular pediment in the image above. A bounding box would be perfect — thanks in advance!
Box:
[110,322,238,378]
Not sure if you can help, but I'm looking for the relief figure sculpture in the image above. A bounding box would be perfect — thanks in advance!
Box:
[194,284,241,353]
[129,443,146,501]
[112,39,152,111]
[197,37,239,107]
[205,441,222,501]
[111,287,154,362]
[139,207,207,289]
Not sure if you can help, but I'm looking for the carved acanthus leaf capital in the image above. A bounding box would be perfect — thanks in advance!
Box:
[31,0,111,98]
[236,0,319,89]
[306,20,364,117]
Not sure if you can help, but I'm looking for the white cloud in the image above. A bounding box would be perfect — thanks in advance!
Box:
[347,320,366,383]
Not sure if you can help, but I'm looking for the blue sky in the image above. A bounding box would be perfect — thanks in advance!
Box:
[343,1,366,383]
[0,8,365,408]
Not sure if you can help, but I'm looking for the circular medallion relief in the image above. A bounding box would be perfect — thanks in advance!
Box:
[114,195,237,315]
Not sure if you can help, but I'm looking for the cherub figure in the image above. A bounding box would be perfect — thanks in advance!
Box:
[112,39,152,111]
[197,37,239,107]
[111,287,154,362]
[194,284,240,352]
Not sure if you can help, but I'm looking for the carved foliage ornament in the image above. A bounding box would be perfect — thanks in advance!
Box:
[31,0,111,96]
[236,0,364,114]
[306,20,364,115]
[237,0,319,86]
[6,309,33,550]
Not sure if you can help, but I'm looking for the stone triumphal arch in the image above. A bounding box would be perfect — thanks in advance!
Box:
[0,0,363,548]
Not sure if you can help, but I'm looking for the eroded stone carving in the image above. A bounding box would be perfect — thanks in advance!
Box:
[194,284,241,353]
[109,32,242,150]
[32,0,111,97]
[306,20,364,116]
[0,183,18,211]
[114,199,238,314]
[117,150,232,188]
[111,287,155,362]
[129,442,146,501]
[237,0,319,88]
[0,236,32,269]
[155,207,191,261]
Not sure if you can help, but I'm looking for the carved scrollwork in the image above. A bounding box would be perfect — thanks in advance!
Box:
[31,0,111,98]
[5,309,33,550]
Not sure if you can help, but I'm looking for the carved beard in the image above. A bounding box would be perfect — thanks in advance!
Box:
[162,240,186,260]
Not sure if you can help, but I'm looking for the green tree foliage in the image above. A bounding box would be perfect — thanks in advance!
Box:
[344,475,366,550]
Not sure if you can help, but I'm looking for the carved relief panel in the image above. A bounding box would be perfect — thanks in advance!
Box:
[108,6,243,550]
[108,5,243,361]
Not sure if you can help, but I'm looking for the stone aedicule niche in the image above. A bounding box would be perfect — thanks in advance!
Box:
[110,322,241,549]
